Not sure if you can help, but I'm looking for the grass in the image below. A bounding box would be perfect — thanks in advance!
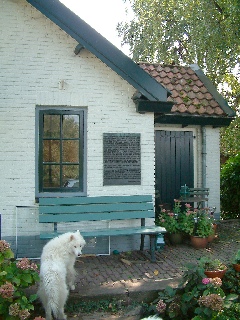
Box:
[65,298,147,315]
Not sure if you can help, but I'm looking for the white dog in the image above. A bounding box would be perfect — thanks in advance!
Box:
[38,230,86,320]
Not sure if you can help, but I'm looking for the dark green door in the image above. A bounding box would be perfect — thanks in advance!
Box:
[155,130,194,210]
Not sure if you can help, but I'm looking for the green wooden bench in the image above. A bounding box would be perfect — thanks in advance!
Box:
[178,187,209,209]
[39,195,166,262]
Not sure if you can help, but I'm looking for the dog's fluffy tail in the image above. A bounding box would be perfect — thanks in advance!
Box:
[38,271,69,320]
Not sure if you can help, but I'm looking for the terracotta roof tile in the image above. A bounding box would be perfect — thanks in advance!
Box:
[139,63,225,117]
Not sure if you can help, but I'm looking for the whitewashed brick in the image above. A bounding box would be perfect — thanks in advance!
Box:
[0,0,155,247]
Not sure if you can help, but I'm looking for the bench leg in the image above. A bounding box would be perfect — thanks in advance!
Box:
[140,234,145,251]
[149,234,156,262]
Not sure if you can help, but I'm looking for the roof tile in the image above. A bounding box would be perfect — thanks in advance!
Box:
[139,63,225,117]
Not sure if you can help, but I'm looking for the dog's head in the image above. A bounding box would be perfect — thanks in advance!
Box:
[69,230,86,257]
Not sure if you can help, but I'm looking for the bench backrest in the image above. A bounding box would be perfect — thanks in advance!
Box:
[188,188,209,197]
[39,195,154,224]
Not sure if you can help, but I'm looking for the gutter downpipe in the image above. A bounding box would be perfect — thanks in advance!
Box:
[201,126,207,192]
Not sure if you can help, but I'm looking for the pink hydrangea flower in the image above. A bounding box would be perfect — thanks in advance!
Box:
[202,277,211,285]
[0,240,10,252]
[0,282,14,299]
[156,299,167,313]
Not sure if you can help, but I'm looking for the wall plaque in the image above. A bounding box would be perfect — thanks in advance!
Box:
[103,133,141,185]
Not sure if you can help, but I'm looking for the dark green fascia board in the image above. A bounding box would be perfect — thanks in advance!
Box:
[190,64,236,117]
[26,0,170,102]
[155,114,235,127]
[135,99,174,113]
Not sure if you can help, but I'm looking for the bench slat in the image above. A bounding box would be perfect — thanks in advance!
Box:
[40,226,166,239]
[39,210,154,223]
[39,202,153,214]
[39,195,152,206]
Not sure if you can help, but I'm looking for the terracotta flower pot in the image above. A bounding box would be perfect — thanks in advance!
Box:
[208,224,217,242]
[207,234,215,242]
[204,269,227,279]
[169,233,183,245]
[213,223,217,233]
[190,236,208,249]
[233,264,240,272]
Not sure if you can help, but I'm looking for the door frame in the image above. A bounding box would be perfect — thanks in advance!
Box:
[154,126,198,208]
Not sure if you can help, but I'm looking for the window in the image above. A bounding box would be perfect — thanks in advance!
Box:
[37,109,85,194]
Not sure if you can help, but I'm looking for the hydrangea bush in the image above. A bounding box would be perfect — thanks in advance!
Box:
[0,240,44,320]
[146,261,239,319]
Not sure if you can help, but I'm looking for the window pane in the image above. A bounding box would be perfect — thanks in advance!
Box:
[43,140,60,162]
[39,110,84,193]
[43,164,60,188]
[62,115,79,138]
[43,115,60,138]
[62,165,79,188]
[62,140,79,163]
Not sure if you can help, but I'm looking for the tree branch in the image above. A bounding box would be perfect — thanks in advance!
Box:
[212,0,223,14]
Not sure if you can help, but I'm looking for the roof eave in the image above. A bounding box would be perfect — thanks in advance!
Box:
[134,99,174,113]
[155,114,235,127]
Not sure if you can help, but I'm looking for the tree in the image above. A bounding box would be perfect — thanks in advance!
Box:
[118,0,240,157]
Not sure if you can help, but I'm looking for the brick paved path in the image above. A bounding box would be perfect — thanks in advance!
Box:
[36,220,240,319]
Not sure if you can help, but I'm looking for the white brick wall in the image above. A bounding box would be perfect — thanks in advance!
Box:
[0,0,155,240]
[205,127,221,212]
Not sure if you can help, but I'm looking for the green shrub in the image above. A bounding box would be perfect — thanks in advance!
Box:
[222,266,240,296]
[0,240,42,320]
[220,154,240,219]
[146,261,239,319]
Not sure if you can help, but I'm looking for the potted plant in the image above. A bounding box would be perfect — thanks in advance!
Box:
[156,201,185,245]
[232,249,240,272]
[187,209,214,248]
[199,256,227,279]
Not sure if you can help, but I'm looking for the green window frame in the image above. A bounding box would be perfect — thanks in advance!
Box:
[37,109,85,194]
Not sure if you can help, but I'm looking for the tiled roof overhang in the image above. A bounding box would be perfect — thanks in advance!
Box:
[139,63,235,126]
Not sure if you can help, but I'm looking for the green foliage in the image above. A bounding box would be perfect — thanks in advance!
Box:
[221,117,240,160]
[119,0,239,80]
[146,260,239,319]
[156,200,184,233]
[221,266,240,296]
[157,201,214,237]
[0,240,40,320]
[66,298,148,315]
[220,154,240,219]
[232,249,240,264]
[190,211,213,237]
[220,73,240,158]
[198,257,227,271]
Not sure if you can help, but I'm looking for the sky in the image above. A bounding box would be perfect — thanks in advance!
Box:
[60,0,133,55]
